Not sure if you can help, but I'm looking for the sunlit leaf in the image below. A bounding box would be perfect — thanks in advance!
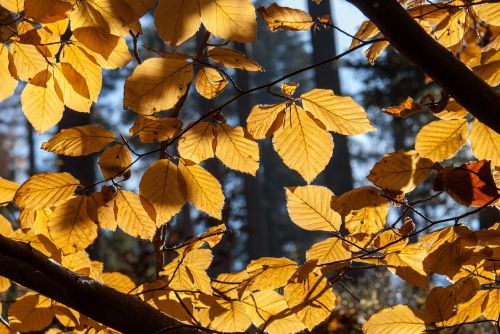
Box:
[415,119,468,162]
[42,125,115,156]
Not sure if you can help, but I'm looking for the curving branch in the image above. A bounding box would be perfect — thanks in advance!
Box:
[347,0,500,133]
[0,235,198,334]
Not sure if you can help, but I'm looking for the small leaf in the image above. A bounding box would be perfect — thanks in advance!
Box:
[42,125,115,156]
[0,177,20,205]
[257,3,314,31]
[195,67,227,99]
[8,293,54,333]
[246,103,286,140]
[98,144,132,180]
[470,120,500,167]
[0,43,17,102]
[383,97,423,118]
[208,47,262,71]
[129,116,182,144]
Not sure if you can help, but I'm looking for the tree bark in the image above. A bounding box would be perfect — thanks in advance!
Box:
[308,0,354,194]
[0,235,196,334]
[347,0,500,133]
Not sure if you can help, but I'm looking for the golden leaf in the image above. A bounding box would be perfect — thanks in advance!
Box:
[161,248,213,294]
[0,177,19,205]
[215,123,260,175]
[9,41,49,82]
[482,289,500,320]
[178,121,216,163]
[363,305,428,334]
[364,40,389,64]
[154,0,200,48]
[331,187,389,234]
[139,159,186,224]
[306,237,351,266]
[129,116,182,144]
[280,82,299,97]
[102,272,135,294]
[272,105,333,184]
[14,172,79,210]
[42,125,115,156]
[8,293,54,333]
[199,0,256,43]
[284,272,336,331]
[73,26,120,60]
[52,63,93,113]
[0,276,10,293]
[98,144,132,180]
[124,58,193,114]
[208,47,262,71]
[178,160,224,220]
[0,0,24,12]
[245,257,298,292]
[368,150,434,193]
[286,185,341,232]
[435,99,468,120]
[425,286,456,323]
[470,120,500,167]
[195,67,227,99]
[0,214,13,236]
[24,0,72,23]
[21,78,64,134]
[301,88,374,135]
[79,36,132,70]
[243,290,306,334]
[474,3,500,26]
[383,97,423,118]
[415,119,468,162]
[350,20,379,48]
[209,300,252,333]
[257,3,314,31]
[246,103,286,140]
[115,190,157,240]
[0,43,17,101]
[434,10,466,48]
[47,196,98,254]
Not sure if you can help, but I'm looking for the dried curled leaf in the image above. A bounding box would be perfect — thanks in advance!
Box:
[208,47,262,72]
[383,97,423,118]
[257,3,314,31]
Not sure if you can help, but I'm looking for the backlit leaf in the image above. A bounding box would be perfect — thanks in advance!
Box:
[98,144,132,180]
[470,120,500,167]
[195,67,227,99]
[14,172,79,210]
[209,300,252,333]
[208,47,262,71]
[0,177,19,205]
[115,190,157,240]
[154,0,200,48]
[246,103,286,140]
[129,116,182,144]
[215,123,259,175]
[8,293,54,333]
[178,121,216,163]
[415,119,468,162]
[363,305,428,334]
[257,3,314,31]
[42,125,115,156]
[0,43,17,101]
[306,237,351,266]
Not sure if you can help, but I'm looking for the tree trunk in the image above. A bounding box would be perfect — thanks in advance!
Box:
[307,0,354,195]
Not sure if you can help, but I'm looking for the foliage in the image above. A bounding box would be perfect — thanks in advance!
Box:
[0,0,499,333]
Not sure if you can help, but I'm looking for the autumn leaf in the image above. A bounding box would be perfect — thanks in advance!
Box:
[245,257,298,292]
[42,125,116,156]
[0,43,17,101]
[301,88,375,135]
[155,0,200,48]
[306,237,351,266]
[129,116,182,144]
[115,190,157,240]
[124,58,193,114]
[383,97,423,118]
[208,300,252,333]
[14,173,80,210]
[272,105,333,184]
[178,121,216,163]
[8,293,54,332]
[0,177,19,205]
[257,3,314,31]
[415,119,468,162]
[208,47,262,72]
[363,305,429,334]
[246,103,286,140]
[98,144,132,180]
[470,120,500,167]
[195,67,227,99]
[286,185,341,232]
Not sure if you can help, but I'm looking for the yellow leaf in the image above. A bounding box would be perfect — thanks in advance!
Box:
[10,41,50,82]
[301,88,374,135]
[199,0,256,43]
[79,36,132,70]
[368,150,434,193]
[209,300,252,333]
[52,63,93,113]
[161,248,213,294]
[470,120,500,167]
[257,3,314,31]
[280,82,299,97]
[474,3,500,26]
[434,10,466,48]
[14,172,80,210]
[0,0,24,12]
[482,289,500,320]
[8,293,54,333]
[208,47,262,71]
[284,272,336,331]
[102,272,135,294]
[124,58,193,114]
[178,160,224,219]
[363,305,428,334]
[73,26,120,60]
[286,185,341,232]
[215,123,260,175]
[212,271,249,299]
[61,251,92,275]
[350,20,379,48]
[245,257,298,292]
[0,276,10,292]
[364,40,389,64]
[331,187,389,234]
[24,0,72,23]
[272,105,333,184]
[42,125,115,156]
[383,97,423,118]
[139,159,186,224]
[21,78,64,134]
[243,290,306,334]
[115,190,157,240]
[0,177,19,205]
[415,119,468,162]
[60,43,102,102]
[98,144,132,180]
[154,0,200,48]
[47,196,98,254]
[178,121,216,163]
[129,116,182,144]
[195,67,227,99]
[0,44,17,101]
[0,214,13,236]
[435,99,468,120]
[306,237,351,266]
[246,103,286,140]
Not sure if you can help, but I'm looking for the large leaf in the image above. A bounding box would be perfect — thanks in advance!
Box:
[178,121,216,163]
[155,0,200,48]
[363,305,429,334]
[470,120,500,167]
[415,119,468,162]
[115,190,157,240]
[42,125,115,156]
[215,123,259,175]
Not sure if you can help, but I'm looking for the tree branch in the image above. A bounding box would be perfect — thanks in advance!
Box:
[347,0,500,133]
[0,235,198,334]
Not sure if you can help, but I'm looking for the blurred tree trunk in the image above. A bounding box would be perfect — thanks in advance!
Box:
[235,43,269,261]
[58,108,96,188]
[307,0,353,194]
[26,119,36,176]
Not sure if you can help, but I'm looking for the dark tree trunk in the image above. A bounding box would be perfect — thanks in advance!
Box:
[307,0,354,195]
